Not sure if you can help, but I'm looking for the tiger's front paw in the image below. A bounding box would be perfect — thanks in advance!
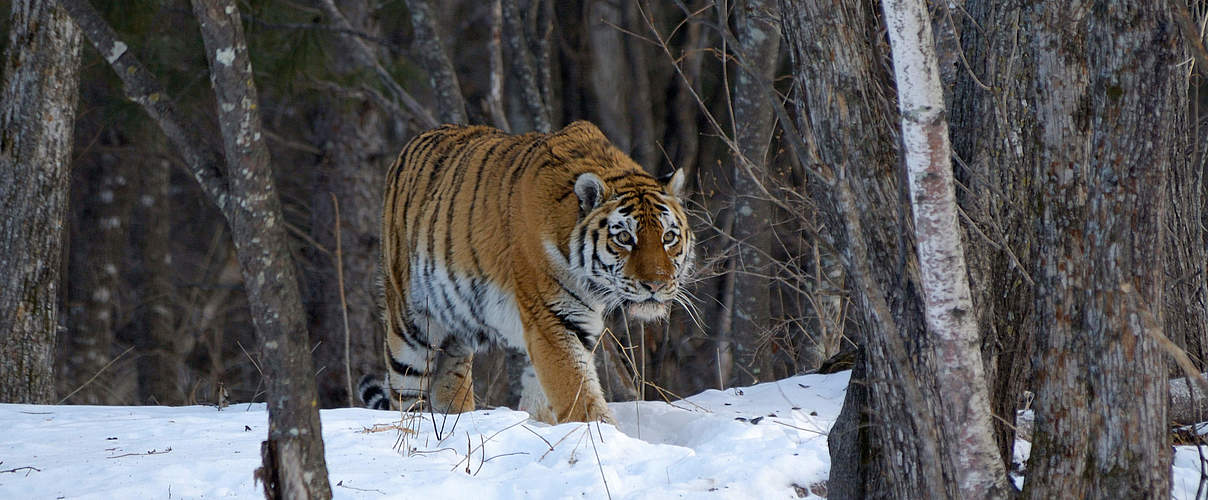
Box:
[583,400,616,425]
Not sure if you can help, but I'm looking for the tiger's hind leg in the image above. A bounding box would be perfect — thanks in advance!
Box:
[383,313,442,412]
[384,314,476,414]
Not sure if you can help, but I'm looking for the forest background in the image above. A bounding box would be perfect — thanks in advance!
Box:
[4,0,1208,498]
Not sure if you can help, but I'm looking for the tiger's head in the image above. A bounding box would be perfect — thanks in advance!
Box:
[568,168,694,322]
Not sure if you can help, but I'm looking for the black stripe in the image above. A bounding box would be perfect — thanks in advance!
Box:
[505,139,547,205]
[389,357,429,377]
[551,307,592,348]
[604,170,649,183]
[559,282,591,310]
[403,318,436,351]
[467,139,506,277]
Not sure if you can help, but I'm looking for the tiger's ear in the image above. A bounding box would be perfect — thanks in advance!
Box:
[574,173,606,215]
[661,169,688,199]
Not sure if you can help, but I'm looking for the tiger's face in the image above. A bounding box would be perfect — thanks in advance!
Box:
[570,170,694,321]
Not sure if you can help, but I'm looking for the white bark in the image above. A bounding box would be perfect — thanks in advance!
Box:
[880,0,1008,497]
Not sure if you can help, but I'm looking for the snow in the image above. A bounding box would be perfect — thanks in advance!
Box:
[3,371,1204,499]
[0,373,845,499]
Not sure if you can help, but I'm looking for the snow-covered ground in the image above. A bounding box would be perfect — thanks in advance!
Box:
[0,373,845,499]
[1,371,1203,499]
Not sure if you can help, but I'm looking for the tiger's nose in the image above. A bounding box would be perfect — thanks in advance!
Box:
[641,280,667,293]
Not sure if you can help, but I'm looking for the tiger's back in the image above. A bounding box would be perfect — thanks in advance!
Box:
[367,121,694,424]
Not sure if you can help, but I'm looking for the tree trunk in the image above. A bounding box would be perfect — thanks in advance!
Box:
[780,0,944,496]
[305,0,390,408]
[404,0,468,124]
[189,0,332,497]
[137,157,188,405]
[719,0,781,387]
[65,145,136,404]
[947,0,1036,469]
[780,0,1011,496]
[1163,26,1207,372]
[881,0,1008,495]
[1023,2,1175,498]
[502,0,553,132]
[0,0,83,404]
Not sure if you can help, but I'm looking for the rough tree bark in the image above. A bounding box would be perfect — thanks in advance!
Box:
[780,0,941,497]
[1023,2,1175,498]
[1163,14,1208,372]
[947,0,1036,469]
[880,0,1008,496]
[403,0,468,124]
[718,0,781,387]
[0,0,83,404]
[501,0,552,132]
[189,0,333,497]
[57,0,332,497]
[779,0,1010,497]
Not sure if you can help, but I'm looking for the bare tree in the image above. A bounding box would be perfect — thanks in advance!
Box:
[0,1,83,403]
[303,0,392,408]
[501,0,552,132]
[57,0,333,496]
[947,0,1036,468]
[778,0,1012,496]
[189,0,333,496]
[136,157,188,405]
[880,0,1007,496]
[1023,2,1175,497]
[717,0,781,386]
[404,0,468,124]
[65,146,137,404]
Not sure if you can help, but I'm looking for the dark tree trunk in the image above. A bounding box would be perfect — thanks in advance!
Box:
[947,0,1036,469]
[136,157,188,405]
[1163,29,1207,372]
[780,0,1011,496]
[0,0,83,404]
[189,0,333,497]
[719,0,781,387]
[781,0,942,496]
[305,0,390,408]
[65,146,137,404]
[1023,2,1175,498]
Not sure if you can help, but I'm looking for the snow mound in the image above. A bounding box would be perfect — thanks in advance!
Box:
[0,372,848,499]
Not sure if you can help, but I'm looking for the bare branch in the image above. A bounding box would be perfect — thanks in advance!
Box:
[316,0,438,129]
[501,0,552,132]
[57,0,230,213]
[404,0,468,124]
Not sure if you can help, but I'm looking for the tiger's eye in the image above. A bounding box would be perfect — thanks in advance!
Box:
[614,232,634,246]
[662,231,678,245]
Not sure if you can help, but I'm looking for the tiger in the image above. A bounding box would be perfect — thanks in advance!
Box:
[358,120,694,424]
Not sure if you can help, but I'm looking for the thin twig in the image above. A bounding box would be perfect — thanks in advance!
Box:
[330,193,354,407]
[107,447,173,459]
[57,346,136,404]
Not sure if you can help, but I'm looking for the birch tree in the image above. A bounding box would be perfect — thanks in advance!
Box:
[880,0,1007,496]
[0,1,83,403]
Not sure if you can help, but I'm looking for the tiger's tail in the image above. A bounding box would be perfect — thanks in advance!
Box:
[358,374,390,410]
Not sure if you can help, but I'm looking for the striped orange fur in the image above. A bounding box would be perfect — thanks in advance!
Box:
[361,121,693,424]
